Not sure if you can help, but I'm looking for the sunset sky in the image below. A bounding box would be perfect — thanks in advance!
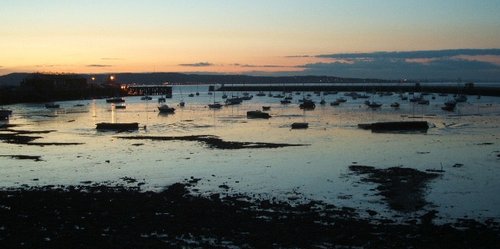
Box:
[1,0,500,80]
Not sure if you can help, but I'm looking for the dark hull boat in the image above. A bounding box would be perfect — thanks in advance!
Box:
[106,97,125,103]
[299,100,316,110]
[365,101,382,108]
[208,102,223,109]
[441,100,456,111]
[390,102,400,108]
[225,98,243,105]
[247,110,271,119]
[291,122,308,129]
[96,122,139,131]
[158,104,175,114]
[45,103,60,108]
[114,104,126,109]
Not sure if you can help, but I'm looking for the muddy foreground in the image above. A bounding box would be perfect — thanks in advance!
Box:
[1,180,499,249]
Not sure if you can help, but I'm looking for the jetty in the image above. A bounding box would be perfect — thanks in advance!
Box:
[125,85,172,97]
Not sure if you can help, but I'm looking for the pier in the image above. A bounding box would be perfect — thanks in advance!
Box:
[125,85,173,97]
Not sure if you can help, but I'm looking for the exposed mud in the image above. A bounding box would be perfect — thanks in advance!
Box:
[117,135,308,149]
[0,182,498,248]
[349,165,440,212]
[0,127,83,146]
[0,155,43,161]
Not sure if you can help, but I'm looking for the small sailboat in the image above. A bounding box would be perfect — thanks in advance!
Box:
[365,101,382,108]
[280,99,291,104]
[45,103,60,108]
[441,100,456,111]
[178,86,185,107]
[390,102,400,108]
[208,90,223,109]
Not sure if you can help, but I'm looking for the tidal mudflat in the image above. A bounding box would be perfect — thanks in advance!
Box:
[1,86,500,247]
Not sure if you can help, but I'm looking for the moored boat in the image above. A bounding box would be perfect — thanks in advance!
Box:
[441,100,456,111]
[280,99,291,104]
[158,104,175,114]
[225,97,243,105]
[247,110,271,119]
[291,122,308,129]
[106,97,125,103]
[208,102,223,109]
[390,102,400,108]
[114,104,126,109]
[299,99,316,110]
[366,101,382,108]
[45,103,60,108]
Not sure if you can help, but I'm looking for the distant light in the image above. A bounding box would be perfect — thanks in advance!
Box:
[91,77,96,81]
[110,75,115,81]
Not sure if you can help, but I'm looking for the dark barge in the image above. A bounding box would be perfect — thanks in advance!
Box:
[96,122,139,131]
[358,121,429,132]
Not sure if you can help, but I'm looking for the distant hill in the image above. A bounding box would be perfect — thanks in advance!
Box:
[0,72,404,87]
[0,73,30,87]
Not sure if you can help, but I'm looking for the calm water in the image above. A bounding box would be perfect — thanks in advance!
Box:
[1,85,500,222]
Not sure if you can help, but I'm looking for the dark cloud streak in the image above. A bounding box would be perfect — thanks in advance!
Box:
[317,49,500,60]
[86,64,112,68]
[179,62,213,67]
[233,63,296,68]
